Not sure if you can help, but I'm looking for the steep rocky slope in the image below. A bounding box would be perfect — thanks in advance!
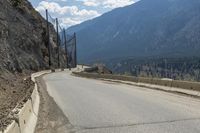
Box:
[0,0,64,130]
[0,0,60,72]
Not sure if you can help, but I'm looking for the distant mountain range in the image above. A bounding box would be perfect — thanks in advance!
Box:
[67,0,200,64]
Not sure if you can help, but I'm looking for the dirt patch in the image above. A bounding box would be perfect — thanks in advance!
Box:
[35,76,75,133]
[0,71,34,131]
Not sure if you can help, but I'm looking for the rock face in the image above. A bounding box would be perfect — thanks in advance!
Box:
[68,0,200,63]
[84,64,112,74]
[0,0,64,73]
[0,0,66,130]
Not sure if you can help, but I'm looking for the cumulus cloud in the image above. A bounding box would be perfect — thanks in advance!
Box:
[36,1,100,27]
[78,0,137,8]
[34,0,139,27]
[48,0,67,2]
[36,1,70,14]
[60,18,82,27]
[102,0,136,8]
[77,0,100,7]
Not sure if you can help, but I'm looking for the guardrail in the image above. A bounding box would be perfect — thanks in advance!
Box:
[73,72,200,92]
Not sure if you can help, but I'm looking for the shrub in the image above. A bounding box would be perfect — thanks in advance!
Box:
[11,0,23,7]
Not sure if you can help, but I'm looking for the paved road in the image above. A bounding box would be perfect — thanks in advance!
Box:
[43,72,200,133]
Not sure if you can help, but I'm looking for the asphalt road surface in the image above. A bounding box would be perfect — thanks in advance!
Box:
[43,71,200,133]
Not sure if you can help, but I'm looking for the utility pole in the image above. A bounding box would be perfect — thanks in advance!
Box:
[64,29,68,68]
[74,32,77,68]
[56,18,60,68]
[46,9,51,68]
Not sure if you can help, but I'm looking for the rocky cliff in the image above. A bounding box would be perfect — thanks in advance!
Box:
[0,0,65,129]
[0,0,64,73]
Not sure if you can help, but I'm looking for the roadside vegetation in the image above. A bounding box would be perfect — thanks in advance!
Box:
[106,57,200,81]
[11,0,23,7]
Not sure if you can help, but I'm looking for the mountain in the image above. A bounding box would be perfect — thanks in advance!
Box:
[67,0,200,64]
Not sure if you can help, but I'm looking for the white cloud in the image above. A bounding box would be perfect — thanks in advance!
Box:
[60,9,100,27]
[36,1,74,15]
[77,0,137,8]
[77,0,100,7]
[48,0,67,2]
[102,0,136,8]
[34,0,139,27]
[84,1,99,6]
[74,9,100,18]
[60,18,82,27]
[36,1,100,27]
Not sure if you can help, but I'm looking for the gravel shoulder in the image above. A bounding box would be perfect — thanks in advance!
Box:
[35,75,75,133]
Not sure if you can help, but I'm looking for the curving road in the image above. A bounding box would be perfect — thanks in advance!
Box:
[43,71,200,133]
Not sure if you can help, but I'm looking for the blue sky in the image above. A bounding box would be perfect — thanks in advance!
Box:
[29,0,138,28]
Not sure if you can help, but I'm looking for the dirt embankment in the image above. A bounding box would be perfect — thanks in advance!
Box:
[0,71,34,131]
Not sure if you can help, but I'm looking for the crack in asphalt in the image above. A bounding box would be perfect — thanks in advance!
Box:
[76,117,200,130]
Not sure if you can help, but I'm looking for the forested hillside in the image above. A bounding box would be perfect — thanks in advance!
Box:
[68,0,200,63]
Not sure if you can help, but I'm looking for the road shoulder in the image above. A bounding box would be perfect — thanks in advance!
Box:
[34,75,75,133]
[72,72,200,99]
